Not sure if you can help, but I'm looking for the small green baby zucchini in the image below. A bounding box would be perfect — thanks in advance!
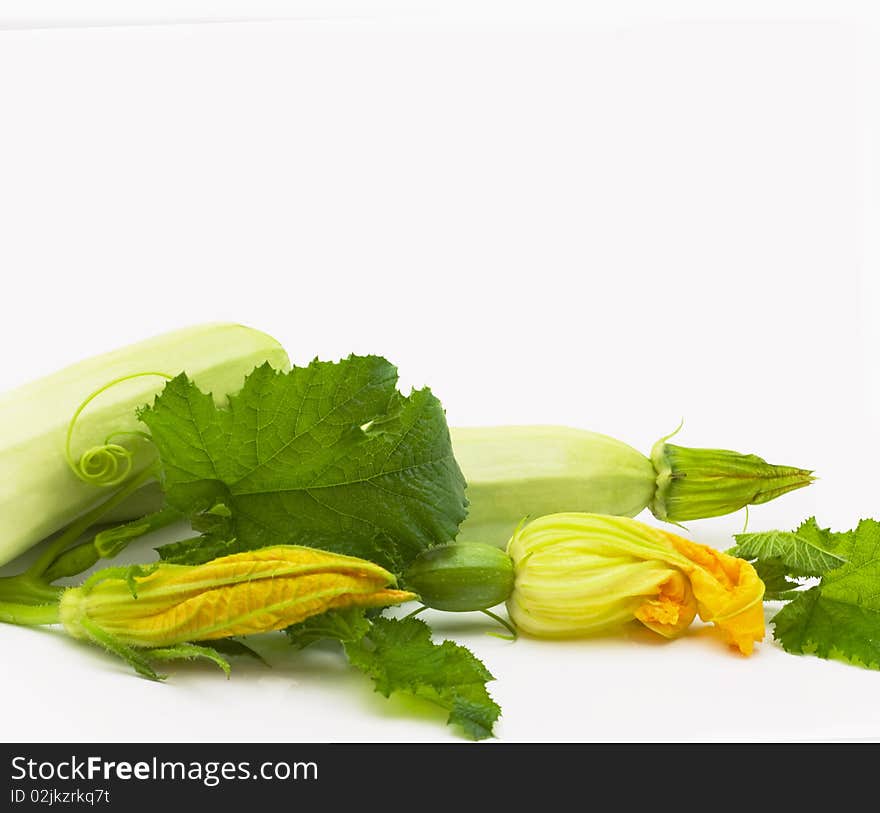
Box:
[403,542,515,612]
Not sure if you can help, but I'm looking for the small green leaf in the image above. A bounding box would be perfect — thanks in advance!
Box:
[344,616,500,740]
[730,517,852,578]
[286,607,372,650]
[752,558,804,601]
[771,519,880,669]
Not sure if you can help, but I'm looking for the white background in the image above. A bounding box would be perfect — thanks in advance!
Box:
[1,2,879,742]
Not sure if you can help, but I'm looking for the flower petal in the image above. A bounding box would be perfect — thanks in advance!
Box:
[660,533,766,654]
[634,571,697,639]
[60,545,415,648]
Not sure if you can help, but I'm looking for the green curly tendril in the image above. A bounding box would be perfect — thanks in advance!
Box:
[64,371,172,487]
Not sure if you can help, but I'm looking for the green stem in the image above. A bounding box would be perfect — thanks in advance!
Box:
[0,577,62,606]
[403,605,428,620]
[43,506,181,583]
[0,601,60,626]
[481,609,518,640]
[27,465,158,579]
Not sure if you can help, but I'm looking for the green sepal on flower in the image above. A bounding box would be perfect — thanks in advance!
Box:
[650,441,814,523]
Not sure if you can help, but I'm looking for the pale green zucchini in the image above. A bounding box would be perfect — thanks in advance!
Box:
[0,324,289,567]
[451,425,813,546]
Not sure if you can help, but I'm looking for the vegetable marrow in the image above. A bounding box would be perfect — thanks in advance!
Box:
[0,323,289,567]
[451,425,813,546]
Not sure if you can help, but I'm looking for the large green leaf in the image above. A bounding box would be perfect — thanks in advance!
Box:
[139,356,467,571]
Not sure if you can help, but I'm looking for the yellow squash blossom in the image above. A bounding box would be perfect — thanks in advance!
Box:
[60,545,415,648]
[505,513,765,654]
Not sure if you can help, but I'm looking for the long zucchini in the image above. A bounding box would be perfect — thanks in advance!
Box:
[0,324,289,567]
[451,425,812,546]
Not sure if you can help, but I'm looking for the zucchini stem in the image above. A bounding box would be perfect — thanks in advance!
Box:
[26,465,159,580]
[0,577,62,606]
[403,605,428,620]
[0,600,60,626]
[43,506,181,582]
[481,609,517,641]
